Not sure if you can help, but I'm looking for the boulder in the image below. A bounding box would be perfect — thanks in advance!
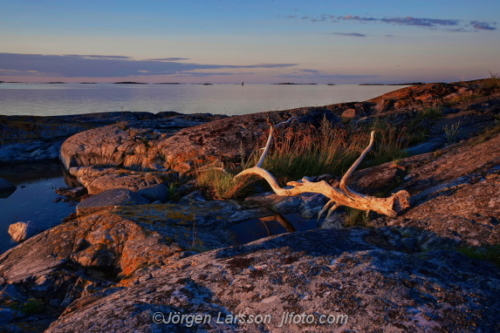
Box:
[136,184,169,203]
[8,222,39,243]
[76,189,150,216]
[341,108,358,118]
[55,186,87,201]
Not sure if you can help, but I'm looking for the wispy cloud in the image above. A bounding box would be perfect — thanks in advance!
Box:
[470,21,496,31]
[334,15,377,23]
[330,32,366,37]
[148,57,190,61]
[286,14,496,32]
[0,53,297,78]
[0,68,43,76]
[378,16,460,27]
[278,68,379,81]
[65,54,131,60]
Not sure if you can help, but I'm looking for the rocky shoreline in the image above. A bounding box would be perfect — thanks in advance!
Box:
[0,79,499,332]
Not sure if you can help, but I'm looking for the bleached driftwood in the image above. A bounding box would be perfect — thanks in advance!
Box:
[234,127,410,218]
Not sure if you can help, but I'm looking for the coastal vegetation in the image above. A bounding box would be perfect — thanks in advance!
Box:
[457,244,500,267]
[196,117,409,200]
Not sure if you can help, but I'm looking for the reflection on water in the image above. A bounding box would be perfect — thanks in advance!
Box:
[0,162,76,254]
[227,213,320,245]
[0,83,404,117]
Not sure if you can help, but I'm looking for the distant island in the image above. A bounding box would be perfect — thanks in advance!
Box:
[359,82,424,86]
[274,82,318,85]
[114,81,148,84]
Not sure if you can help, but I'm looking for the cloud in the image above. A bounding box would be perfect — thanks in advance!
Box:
[379,16,460,27]
[0,53,297,78]
[148,57,190,61]
[176,72,256,77]
[65,54,131,60]
[0,68,43,76]
[249,63,297,69]
[286,14,496,32]
[330,32,366,37]
[470,21,496,31]
[336,15,377,23]
[278,69,379,81]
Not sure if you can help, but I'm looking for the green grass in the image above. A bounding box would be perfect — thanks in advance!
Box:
[196,167,239,199]
[444,121,461,144]
[405,106,444,145]
[167,182,181,201]
[456,244,500,267]
[21,298,45,314]
[344,207,369,227]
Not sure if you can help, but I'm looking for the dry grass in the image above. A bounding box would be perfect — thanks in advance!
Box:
[196,117,410,199]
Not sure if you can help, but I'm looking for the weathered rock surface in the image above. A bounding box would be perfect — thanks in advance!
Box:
[0,201,270,331]
[0,112,225,163]
[369,131,500,246]
[54,186,87,201]
[68,165,177,195]
[45,228,500,333]
[0,140,63,164]
[76,189,150,216]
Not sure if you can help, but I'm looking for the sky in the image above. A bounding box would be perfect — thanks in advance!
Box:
[0,0,498,84]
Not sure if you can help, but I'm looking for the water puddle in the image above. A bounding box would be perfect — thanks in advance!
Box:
[227,213,320,244]
[0,162,76,254]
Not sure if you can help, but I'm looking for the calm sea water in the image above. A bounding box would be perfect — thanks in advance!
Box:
[0,83,404,116]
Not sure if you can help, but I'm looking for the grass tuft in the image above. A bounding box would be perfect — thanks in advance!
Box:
[456,244,500,267]
[22,298,45,314]
[195,118,410,199]
[344,207,369,227]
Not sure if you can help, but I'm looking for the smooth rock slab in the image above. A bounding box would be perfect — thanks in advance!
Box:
[45,229,500,333]
[76,188,150,216]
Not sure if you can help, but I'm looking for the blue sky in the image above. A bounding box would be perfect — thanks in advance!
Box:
[0,0,498,83]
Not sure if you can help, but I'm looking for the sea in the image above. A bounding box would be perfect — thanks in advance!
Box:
[0,83,404,116]
[0,83,405,253]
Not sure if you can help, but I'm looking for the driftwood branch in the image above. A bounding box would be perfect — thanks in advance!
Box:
[234,127,410,218]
